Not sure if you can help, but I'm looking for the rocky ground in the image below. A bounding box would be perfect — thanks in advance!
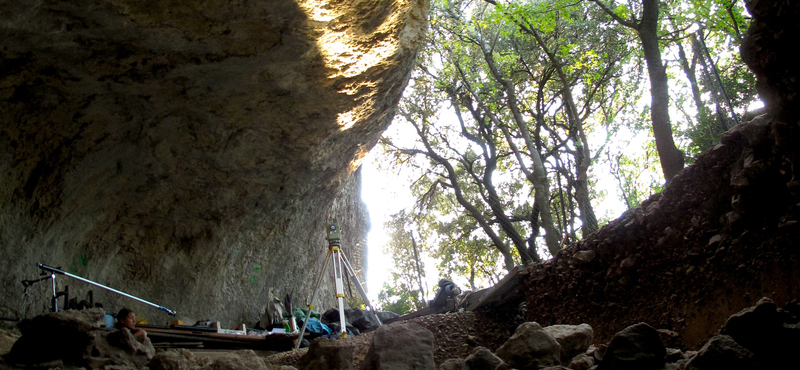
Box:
[2,296,798,370]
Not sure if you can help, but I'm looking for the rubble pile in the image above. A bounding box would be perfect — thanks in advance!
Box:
[2,297,796,370]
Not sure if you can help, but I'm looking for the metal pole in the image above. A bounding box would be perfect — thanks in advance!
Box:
[331,244,348,338]
[295,250,333,350]
[340,250,382,326]
[37,263,176,315]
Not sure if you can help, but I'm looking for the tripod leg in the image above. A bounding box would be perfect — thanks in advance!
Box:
[295,250,333,350]
[340,251,383,326]
[332,246,348,338]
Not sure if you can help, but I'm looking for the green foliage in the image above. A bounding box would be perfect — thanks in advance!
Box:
[608,139,664,209]
[376,283,421,314]
[374,0,757,306]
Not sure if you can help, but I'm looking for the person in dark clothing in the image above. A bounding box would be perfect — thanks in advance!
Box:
[431,279,460,309]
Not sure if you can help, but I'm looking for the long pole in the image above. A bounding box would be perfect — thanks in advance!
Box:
[37,263,177,316]
[410,232,427,307]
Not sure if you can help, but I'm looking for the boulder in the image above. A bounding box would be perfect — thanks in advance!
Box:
[299,337,355,370]
[104,326,156,364]
[439,358,469,370]
[495,322,561,370]
[683,335,760,370]
[208,350,270,370]
[0,329,19,357]
[719,297,800,365]
[464,346,506,370]
[567,354,594,370]
[149,349,208,370]
[597,323,665,370]
[4,308,154,369]
[543,324,593,363]
[360,322,435,370]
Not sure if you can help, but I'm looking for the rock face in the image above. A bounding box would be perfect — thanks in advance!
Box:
[740,0,800,123]
[0,0,429,324]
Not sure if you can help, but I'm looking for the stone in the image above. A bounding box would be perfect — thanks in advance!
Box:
[543,324,594,363]
[719,297,800,365]
[149,349,201,370]
[209,350,270,370]
[4,309,154,369]
[439,358,469,370]
[597,323,665,370]
[588,344,605,362]
[495,322,561,370]
[298,337,355,370]
[573,250,597,263]
[683,335,760,370]
[568,354,594,370]
[663,348,684,363]
[105,326,157,362]
[464,346,506,370]
[0,329,20,357]
[360,322,435,370]
[740,0,800,122]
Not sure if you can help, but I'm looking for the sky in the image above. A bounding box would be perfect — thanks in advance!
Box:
[359,117,636,304]
[358,99,765,305]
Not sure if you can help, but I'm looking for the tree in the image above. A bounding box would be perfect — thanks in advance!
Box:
[380,0,631,274]
[589,0,685,181]
[375,209,430,312]
[375,0,758,305]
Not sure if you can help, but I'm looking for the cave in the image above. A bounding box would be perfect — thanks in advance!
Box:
[2,0,800,367]
[1,0,430,325]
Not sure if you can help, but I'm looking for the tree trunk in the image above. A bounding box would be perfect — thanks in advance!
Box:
[638,0,684,181]
[677,42,708,126]
[692,35,733,132]
[525,25,599,236]
[409,120,518,272]
[480,48,561,257]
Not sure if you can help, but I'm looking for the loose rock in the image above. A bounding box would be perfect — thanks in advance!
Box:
[597,323,665,370]
[543,324,593,363]
[360,322,435,370]
[495,322,561,370]
[299,337,355,370]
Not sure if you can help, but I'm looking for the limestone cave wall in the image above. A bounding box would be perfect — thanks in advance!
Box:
[0,0,429,325]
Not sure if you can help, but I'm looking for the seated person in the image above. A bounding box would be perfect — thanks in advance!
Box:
[115,308,147,342]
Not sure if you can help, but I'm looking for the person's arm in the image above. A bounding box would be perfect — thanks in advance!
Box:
[131,327,147,341]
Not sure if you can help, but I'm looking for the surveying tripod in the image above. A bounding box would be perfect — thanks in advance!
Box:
[295,219,382,349]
